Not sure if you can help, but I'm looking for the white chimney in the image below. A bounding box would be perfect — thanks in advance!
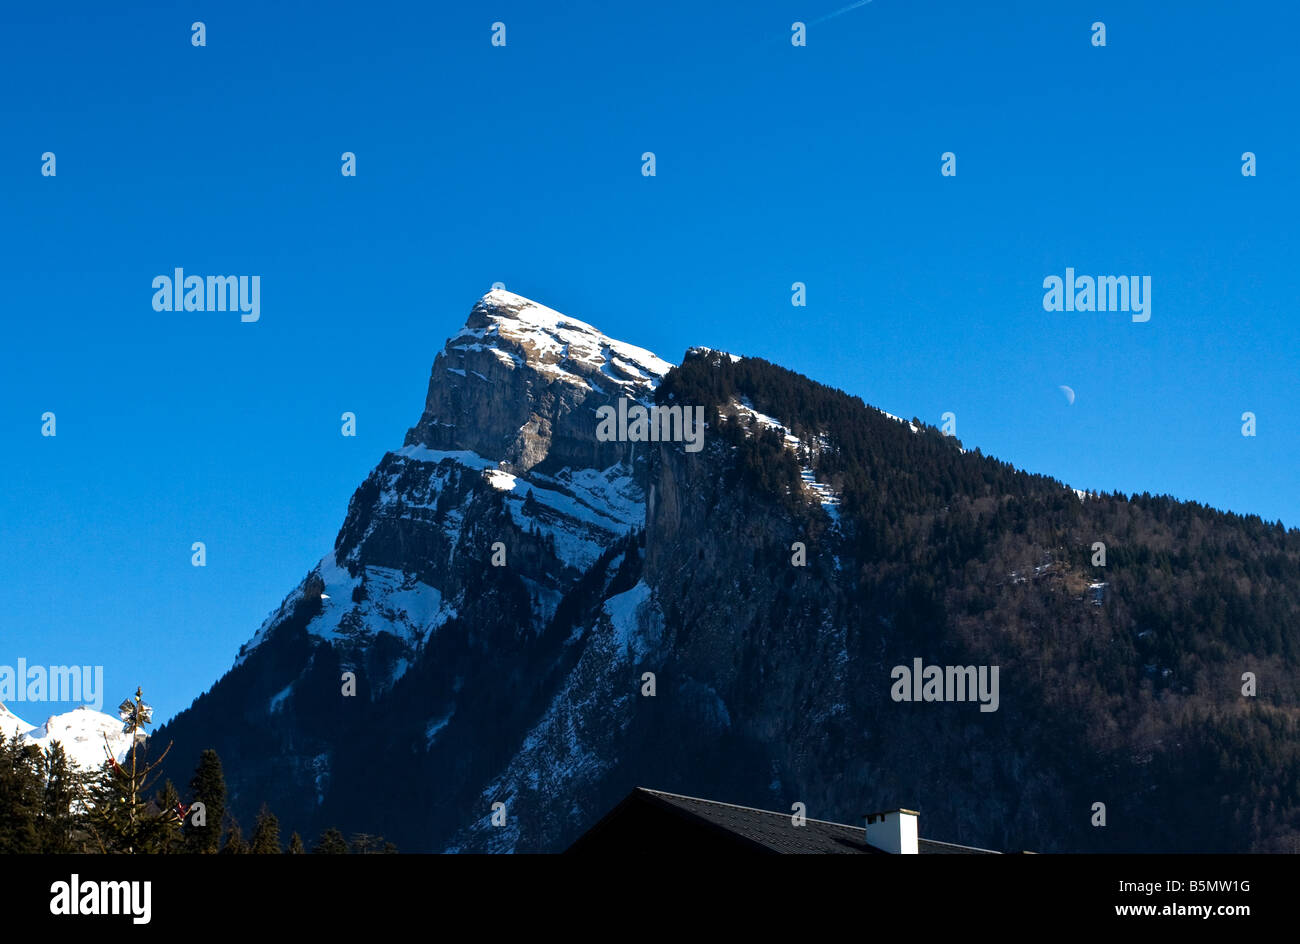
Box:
[864,808,919,854]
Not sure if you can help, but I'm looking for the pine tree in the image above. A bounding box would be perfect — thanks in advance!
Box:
[37,741,82,853]
[311,827,348,854]
[0,733,43,853]
[221,819,249,854]
[152,780,186,853]
[287,831,306,854]
[83,688,180,853]
[249,806,282,854]
[185,749,227,854]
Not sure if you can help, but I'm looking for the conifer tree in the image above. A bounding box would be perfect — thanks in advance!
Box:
[83,688,179,853]
[221,819,249,854]
[0,733,43,853]
[37,741,82,853]
[152,780,186,853]
[249,806,282,854]
[185,748,227,854]
[287,831,305,854]
[311,826,348,854]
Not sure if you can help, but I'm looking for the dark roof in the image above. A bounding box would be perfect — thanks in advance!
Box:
[571,788,1001,854]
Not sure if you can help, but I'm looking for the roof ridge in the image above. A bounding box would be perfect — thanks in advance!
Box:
[640,787,869,833]
[913,837,1003,854]
[638,787,1003,853]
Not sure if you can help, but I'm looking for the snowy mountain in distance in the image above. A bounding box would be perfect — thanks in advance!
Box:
[0,702,30,741]
[1,703,133,769]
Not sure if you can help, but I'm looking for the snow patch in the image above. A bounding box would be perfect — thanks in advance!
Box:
[877,407,921,434]
[467,289,673,394]
[269,683,294,714]
[0,702,31,741]
[689,346,742,363]
[604,581,655,662]
[724,399,842,518]
[396,445,498,471]
[292,555,454,689]
[425,711,454,746]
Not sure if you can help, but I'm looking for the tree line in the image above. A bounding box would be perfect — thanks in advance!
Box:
[0,687,395,854]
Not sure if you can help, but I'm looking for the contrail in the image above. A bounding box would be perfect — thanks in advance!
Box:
[811,0,873,25]
[748,0,875,53]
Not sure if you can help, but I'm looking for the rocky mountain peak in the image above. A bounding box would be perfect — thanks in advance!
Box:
[405,289,673,474]
[237,291,669,673]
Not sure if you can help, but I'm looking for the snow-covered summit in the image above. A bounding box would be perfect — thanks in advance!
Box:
[443,288,673,393]
[1,702,30,741]
[0,703,134,770]
[406,289,677,471]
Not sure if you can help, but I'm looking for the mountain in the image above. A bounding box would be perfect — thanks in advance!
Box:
[153,289,1300,853]
[1,703,133,769]
[0,703,29,741]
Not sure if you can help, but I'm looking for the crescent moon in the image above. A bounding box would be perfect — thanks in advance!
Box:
[1058,385,1076,405]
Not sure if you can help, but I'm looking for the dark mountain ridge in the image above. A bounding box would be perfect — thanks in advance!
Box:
[152,291,1300,853]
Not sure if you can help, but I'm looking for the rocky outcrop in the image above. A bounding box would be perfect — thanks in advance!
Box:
[404,290,670,475]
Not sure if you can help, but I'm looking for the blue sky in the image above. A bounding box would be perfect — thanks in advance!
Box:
[2,0,1296,725]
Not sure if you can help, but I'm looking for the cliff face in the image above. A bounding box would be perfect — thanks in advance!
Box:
[153,293,1300,854]
[404,290,670,474]
[447,380,1037,854]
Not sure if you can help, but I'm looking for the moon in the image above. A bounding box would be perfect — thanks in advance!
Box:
[1058,385,1076,405]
